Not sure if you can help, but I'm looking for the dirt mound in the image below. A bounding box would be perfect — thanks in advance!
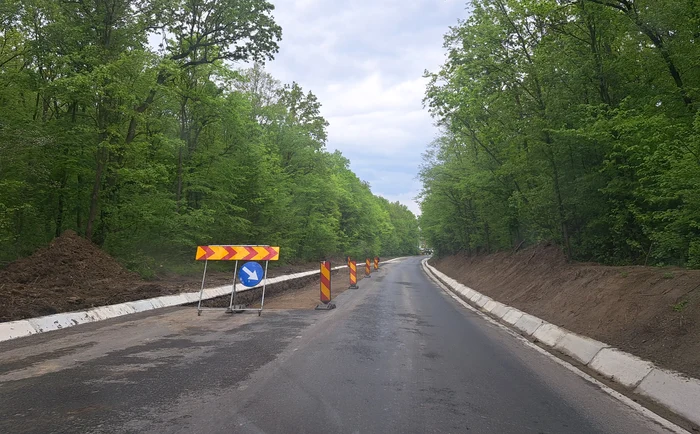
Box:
[0,230,174,321]
[432,245,700,379]
[0,233,368,322]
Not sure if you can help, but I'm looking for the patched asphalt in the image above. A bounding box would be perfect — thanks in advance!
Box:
[0,257,675,433]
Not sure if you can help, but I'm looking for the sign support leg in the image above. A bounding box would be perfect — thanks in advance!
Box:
[259,260,269,316]
[197,260,208,316]
[226,260,239,313]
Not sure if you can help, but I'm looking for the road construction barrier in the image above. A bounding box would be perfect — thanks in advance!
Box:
[374,257,379,270]
[195,245,280,317]
[315,261,335,310]
[365,258,371,277]
[349,260,358,289]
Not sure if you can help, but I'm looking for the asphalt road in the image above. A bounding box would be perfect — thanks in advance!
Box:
[0,257,676,433]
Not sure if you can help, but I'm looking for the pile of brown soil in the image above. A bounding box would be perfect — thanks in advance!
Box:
[0,230,179,321]
[0,232,367,322]
[432,245,700,379]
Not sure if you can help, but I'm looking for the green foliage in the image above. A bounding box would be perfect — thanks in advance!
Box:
[0,0,418,273]
[672,300,689,313]
[420,0,700,268]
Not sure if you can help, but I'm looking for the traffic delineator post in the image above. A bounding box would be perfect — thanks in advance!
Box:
[315,261,336,310]
[374,257,379,270]
[349,260,359,289]
[320,261,331,303]
[365,258,371,277]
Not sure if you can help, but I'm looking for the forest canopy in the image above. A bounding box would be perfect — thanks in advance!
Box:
[0,0,419,275]
[420,0,700,267]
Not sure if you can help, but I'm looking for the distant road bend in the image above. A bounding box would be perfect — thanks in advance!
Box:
[0,257,681,433]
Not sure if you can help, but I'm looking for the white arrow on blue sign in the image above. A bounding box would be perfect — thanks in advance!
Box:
[239,261,264,287]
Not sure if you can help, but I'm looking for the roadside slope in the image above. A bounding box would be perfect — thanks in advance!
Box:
[431,246,700,379]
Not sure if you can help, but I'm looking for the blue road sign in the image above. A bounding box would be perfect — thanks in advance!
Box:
[239,261,264,287]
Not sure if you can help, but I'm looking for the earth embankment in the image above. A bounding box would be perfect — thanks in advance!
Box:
[431,246,700,379]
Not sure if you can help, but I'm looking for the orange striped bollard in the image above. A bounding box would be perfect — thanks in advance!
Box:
[374,257,379,270]
[315,261,336,310]
[349,261,358,289]
[365,258,371,277]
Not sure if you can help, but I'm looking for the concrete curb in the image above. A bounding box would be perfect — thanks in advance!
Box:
[532,323,567,347]
[502,309,523,325]
[513,313,544,335]
[0,258,405,343]
[636,368,700,425]
[554,332,609,365]
[422,259,700,427]
[589,348,655,388]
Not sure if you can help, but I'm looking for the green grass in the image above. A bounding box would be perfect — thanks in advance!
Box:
[672,300,689,313]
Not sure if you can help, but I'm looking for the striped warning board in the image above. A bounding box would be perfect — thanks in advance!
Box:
[349,261,358,289]
[365,258,371,277]
[320,261,331,303]
[195,245,280,261]
[374,257,379,270]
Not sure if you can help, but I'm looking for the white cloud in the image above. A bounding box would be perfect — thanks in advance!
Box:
[264,0,468,213]
[328,109,430,155]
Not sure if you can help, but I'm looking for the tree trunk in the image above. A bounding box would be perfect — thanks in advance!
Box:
[176,146,183,212]
[55,175,67,238]
[85,147,106,241]
[550,152,572,259]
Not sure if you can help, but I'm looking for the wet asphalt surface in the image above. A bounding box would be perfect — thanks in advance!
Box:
[0,257,675,433]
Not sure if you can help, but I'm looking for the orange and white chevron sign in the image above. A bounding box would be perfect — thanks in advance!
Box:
[195,245,280,261]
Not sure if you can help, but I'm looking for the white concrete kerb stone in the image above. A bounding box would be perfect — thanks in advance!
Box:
[589,348,655,388]
[635,368,700,426]
[463,287,477,299]
[483,300,499,312]
[0,321,38,341]
[490,304,511,319]
[532,322,567,347]
[502,309,524,325]
[513,314,544,336]
[554,332,609,365]
[476,296,492,308]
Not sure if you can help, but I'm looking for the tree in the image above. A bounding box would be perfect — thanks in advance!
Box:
[421,0,700,267]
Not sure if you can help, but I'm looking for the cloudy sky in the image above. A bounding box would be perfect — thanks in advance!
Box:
[263,0,469,216]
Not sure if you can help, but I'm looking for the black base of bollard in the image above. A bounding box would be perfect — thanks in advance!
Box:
[315,302,336,310]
